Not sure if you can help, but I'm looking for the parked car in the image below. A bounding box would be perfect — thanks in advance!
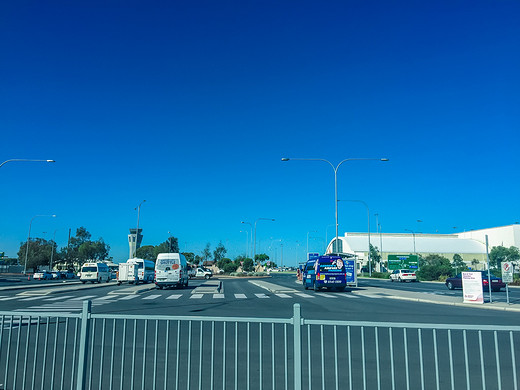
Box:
[445,271,505,292]
[33,270,52,280]
[390,269,417,282]
[63,270,76,279]
[51,271,64,279]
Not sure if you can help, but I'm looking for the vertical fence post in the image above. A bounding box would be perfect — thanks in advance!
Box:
[76,300,92,390]
[293,304,302,390]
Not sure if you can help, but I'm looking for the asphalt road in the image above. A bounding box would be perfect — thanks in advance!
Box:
[1,274,518,325]
[1,275,519,390]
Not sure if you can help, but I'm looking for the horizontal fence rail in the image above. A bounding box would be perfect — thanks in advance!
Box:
[0,304,519,390]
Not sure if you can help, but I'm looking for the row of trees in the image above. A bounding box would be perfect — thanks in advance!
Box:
[367,244,520,281]
[17,227,110,271]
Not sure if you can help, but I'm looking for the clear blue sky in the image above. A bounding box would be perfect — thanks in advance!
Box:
[1,1,519,265]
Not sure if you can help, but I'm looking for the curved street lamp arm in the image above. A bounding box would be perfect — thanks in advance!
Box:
[0,159,55,168]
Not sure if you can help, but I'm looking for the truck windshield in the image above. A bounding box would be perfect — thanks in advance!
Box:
[82,267,97,272]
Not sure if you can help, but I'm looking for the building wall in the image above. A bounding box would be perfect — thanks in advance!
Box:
[457,224,520,249]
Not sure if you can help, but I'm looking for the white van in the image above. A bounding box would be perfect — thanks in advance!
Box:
[80,262,111,284]
[127,258,155,283]
[155,253,188,289]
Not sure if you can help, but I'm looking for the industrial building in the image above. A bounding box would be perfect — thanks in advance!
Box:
[326,224,520,271]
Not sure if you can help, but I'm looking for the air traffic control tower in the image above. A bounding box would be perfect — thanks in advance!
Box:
[128,228,143,259]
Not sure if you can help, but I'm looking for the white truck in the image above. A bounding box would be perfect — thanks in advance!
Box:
[117,262,138,285]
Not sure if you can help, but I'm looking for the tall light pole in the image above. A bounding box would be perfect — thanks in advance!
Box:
[24,214,56,274]
[307,230,317,254]
[341,200,371,276]
[240,230,249,258]
[375,213,383,265]
[282,157,388,254]
[240,221,253,258]
[0,159,55,168]
[134,200,146,257]
[405,229,417,254]
[253,218,275,263]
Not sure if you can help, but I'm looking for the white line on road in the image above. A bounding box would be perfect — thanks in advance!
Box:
[315,293,338,298]
[234,294,247,299]
[44,296,74,301]
[294,293,314,299]
[118,295,139,300]
[19,296,44,301]
[70,295,97,300]
[0,297,19,301]
[190,294,203,299]
[213,294,225,299]
[275,294,292,298]
[166,294,182,300]
[341,294,360,298]
[142,295,161,300]
[255,293,269,299]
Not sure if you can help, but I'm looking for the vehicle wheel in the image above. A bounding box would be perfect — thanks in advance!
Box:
[205,274,210,280]
[390,277,394,282]
[304,284,308,290]
[338,286,345,292]
[185,279,188,287]
[106,278,109,283]
[399,278,403,283]
[313,282,319,292]
[117,282,121,286]
[82,281,86,284]
[157,285,163,290]
[447,281,454,290]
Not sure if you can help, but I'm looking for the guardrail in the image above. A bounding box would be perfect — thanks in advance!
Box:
[0,303,518,389]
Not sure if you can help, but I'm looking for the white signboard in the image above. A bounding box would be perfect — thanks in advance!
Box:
[462,271,484,304]
[502,262,513,284]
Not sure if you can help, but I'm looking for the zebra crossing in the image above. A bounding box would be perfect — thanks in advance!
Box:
[1,289,374,315]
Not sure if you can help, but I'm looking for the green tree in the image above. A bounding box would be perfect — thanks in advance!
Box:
[452,254,467,274]
[489,246,520,270]
[202,243,212,262]
[471,258,480,268]
[213,242,227,263]
[416,254,453,281]
[182,252,195,263]
[136,245,156,261]
[193,255,202,265]
[254,253,269,264]
[369,244,381,264]
[17,238,55,271]
[242,258,254,272]
[217,257,232,270]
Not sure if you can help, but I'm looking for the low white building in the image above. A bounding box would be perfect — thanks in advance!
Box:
[326,224,520,271]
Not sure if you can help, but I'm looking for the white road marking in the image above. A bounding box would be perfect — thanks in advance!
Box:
[44,296,74,301]
[213,294,225,299]
[19,296,44,301]
[190,294,204,299]
[294,293,314,298]
[166,294,182,300]
[142,295,161,300]
[255,293,269,299]
[0,297,19,301]
[315,293,338,298]
[341,294,360,298]
[275,294,292,298]
[118,295,139,300]
[70,295,97,300]
[234,294,247,299]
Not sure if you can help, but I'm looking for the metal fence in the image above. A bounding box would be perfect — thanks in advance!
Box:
[0,302,519,390]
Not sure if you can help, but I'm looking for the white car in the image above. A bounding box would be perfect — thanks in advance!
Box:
[33,271,52,280]
[390,269,417,282]
[189,267,213,279]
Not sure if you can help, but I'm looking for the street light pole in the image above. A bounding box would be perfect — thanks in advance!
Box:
[282,157,388,254]
[134,200,146,258]
[240,221,253,258]
[0,159,55,168]
[341,200,371,275]
[24,214,56,274]
[253,218,275,263]
[240,230,249,258]
[405,229,416,254]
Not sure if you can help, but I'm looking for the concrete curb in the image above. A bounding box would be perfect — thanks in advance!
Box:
[385,294,520,312]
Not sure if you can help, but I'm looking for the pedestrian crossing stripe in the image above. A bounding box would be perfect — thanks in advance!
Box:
[294,293,314,299]
[166,294,182,299]
[190,294,203,299]
[118,295,139,300]
[255,293,269,299]
[275,293,292,298]
[315,293,338,298]
[142,294,160,300]
[213,294,225,299]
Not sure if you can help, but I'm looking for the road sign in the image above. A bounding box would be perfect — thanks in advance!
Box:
[462,271,484,304]
[502,262,513,283]
[387,255,419,270]
[307,253,320,261]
